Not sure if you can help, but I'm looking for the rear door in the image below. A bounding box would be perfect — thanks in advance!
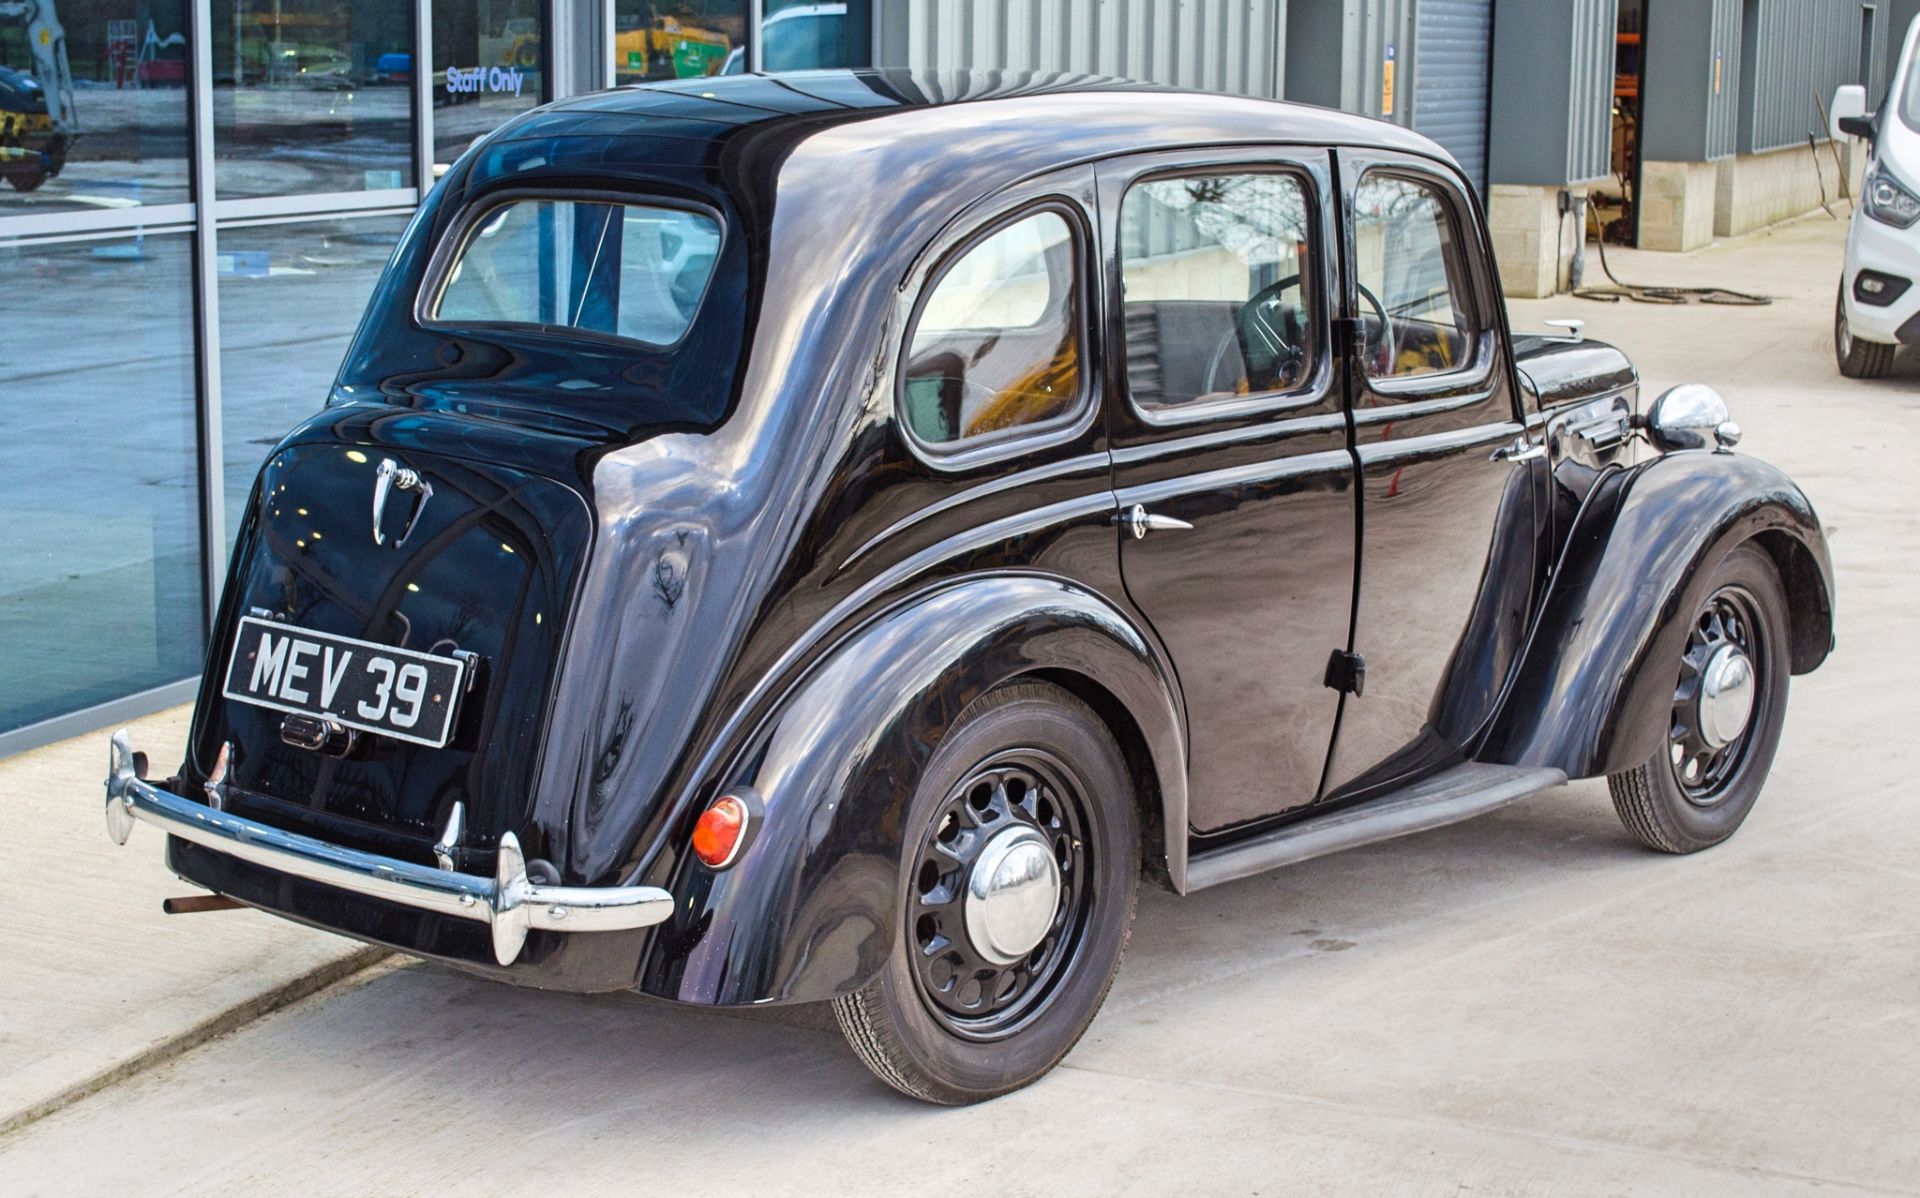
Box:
[1101,148,1356,835]
[1320,152,1539,797]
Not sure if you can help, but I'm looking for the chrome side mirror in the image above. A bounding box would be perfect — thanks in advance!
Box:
[1644,384,1741,452]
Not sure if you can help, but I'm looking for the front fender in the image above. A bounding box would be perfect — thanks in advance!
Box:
[636,573,1185,1006]
[1480,450,1833,779]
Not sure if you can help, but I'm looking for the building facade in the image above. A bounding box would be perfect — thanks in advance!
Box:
[0,0,1887,754]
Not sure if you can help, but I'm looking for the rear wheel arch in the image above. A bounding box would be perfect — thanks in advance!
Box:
[1026,666,1173,893]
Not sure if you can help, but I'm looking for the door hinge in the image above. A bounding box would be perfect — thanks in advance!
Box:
[1332,316,1363,361]
[1324,649,1366,697]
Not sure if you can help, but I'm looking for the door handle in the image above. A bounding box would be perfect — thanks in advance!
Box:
[1118,503,1194,540]
[1491,436,1548,464]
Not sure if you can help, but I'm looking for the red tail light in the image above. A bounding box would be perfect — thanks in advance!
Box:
[692,794,750,868]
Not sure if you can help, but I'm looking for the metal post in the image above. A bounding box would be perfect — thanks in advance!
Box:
[749,0,763,72]
[188,0,226,635]
[415,0,434,186]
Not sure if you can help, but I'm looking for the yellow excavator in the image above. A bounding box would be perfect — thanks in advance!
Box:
[614,10,733,83]
[0,0,74,191]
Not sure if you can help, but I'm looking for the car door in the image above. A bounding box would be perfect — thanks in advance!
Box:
[1320,152,1541,797]
[1100,148,1356,835]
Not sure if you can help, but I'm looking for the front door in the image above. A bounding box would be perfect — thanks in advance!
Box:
[1321,153,1539,796]
[1101,148,1357,835]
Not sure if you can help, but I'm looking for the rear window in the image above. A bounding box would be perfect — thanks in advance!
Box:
[425,198,721,348]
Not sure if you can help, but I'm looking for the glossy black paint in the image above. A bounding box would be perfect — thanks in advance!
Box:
[1480,449,1834,779]
[166,70,1833,1003]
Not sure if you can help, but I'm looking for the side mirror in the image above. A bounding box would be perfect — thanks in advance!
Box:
[1642,384,1741,453]
[1832,84,1872,140]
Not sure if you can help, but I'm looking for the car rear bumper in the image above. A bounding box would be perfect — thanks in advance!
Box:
[104,729,674,967]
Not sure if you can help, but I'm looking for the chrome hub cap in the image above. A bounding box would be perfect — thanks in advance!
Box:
[963,825,1062,966]
[1696,644,1755,749]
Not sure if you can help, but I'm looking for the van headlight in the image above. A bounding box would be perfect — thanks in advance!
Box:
[1865,165,1920,228]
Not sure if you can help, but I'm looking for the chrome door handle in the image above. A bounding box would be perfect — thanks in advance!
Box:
[1119,503,1194,540]
[1491,436,1549,464]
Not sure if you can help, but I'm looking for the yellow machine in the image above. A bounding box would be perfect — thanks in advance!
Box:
[615,15,731,83]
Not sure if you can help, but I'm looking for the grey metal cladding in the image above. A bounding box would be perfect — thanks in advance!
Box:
[883,0,1287,99]
[1643,0,1741,161]
[1488,0,1618,187]
[1741,0,1888,154]
[1413,0,1494,193]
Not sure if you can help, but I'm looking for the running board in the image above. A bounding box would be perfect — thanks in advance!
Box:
[1185,763,1568,892]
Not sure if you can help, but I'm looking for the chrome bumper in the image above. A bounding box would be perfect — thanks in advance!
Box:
[104,730,675,965]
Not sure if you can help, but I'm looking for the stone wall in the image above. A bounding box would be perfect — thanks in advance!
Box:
[1714,141,1851,237]
[1637,160,1719,252]
[1486,183,1591,299]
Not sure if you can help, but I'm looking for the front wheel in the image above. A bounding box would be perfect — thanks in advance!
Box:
[1608,544,1790,853]
[833,681,1138,1104]
[1836,284,1896,378]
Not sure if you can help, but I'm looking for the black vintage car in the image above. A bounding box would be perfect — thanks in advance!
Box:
[104,71,1834,1104]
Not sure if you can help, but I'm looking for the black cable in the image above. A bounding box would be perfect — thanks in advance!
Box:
[1572,204,1772,306]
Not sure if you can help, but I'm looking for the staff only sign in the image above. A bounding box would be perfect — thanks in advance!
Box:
[445,65,528,96]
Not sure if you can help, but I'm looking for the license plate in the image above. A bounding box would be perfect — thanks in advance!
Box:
[223,616,470,749]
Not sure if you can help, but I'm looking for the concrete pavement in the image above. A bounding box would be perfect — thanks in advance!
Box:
[1,212,1916,1194]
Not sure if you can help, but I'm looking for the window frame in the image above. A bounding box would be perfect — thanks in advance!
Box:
[1115,163,1331,427]
[411,186,727,354]
[1349,165,1495,397]
[894,197,1097,469]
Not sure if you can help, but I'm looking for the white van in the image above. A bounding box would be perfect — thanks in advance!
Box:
[1833,16,1920,377]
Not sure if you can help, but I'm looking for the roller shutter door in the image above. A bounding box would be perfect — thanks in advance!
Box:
[1412,0,1493,194]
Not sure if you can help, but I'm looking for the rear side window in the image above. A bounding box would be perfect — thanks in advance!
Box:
[901,209,1083,449]
[1119,171,1318,411]
[427,198,721,347]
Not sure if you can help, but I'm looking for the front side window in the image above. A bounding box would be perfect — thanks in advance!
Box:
[1119,171,1317,411]
[902,209,1082,449]
[428,198,721,347]
[1352,174,1480,381]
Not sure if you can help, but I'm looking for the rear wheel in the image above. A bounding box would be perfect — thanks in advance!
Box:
[1608,544,1790,853]
[833,681,1138,1104]
[1836,285,1896,378]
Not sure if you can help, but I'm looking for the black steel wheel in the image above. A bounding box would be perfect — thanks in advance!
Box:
[833,681,1138,1104]
[1610,544,1791,853]
[906,752,1091,1038]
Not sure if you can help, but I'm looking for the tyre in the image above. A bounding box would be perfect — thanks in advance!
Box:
[1836,284,1896,378]
[833,680,1139,1104]
[1609,544,1790,854]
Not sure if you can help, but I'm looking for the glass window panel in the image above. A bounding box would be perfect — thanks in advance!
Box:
[613,2,746,85]
[757,0,870,72]
[1353,174,1480,381]
[211,1,416,199]
[903,210,1081,447]
[218,213,410,535]
[430,198,720,346]
[0,1,191,216]
[0,231,201,733]
[433,0,545,168]
[1120,172,1317,410]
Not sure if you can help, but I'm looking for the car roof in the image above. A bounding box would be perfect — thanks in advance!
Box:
[477,68,1455,193]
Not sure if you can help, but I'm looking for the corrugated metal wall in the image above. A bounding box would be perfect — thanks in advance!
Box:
[1704,0,1744,159]
[1743,0,1889,153]
[1412,0,1492,192]
[1567,0,1618,183]
[884,0,1286,99]
[1343,0,1416,123]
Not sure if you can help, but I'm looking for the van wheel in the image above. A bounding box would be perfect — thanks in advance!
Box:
[1608,544,1790,854]
[832,681,1138,1104]
[1836,286,1896,378]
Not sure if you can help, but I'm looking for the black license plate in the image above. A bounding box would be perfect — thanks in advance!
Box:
[223,616,470,748]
